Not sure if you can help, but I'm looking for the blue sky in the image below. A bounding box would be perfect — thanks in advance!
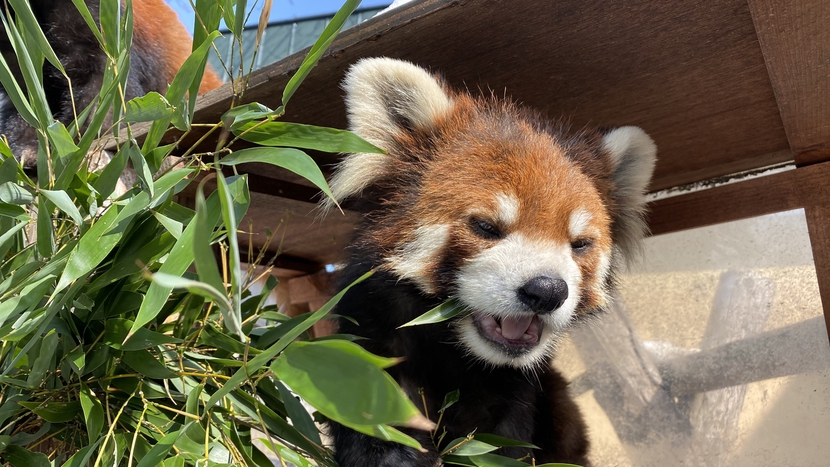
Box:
[166,0,392,32]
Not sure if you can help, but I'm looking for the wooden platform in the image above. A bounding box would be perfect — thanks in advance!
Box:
[153,0,830,335]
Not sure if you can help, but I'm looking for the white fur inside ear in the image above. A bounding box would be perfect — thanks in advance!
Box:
[602,126,657,262]
[321,58,453,211]
[343,57,452,146]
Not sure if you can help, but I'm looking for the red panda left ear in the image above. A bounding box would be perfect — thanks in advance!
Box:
[601,126,657,262]
[321,58,453,212]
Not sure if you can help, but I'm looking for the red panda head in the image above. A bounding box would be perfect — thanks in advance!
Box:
[326,58,656,369]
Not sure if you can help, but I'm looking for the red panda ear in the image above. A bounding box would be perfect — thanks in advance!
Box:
[321,58,453,211]
[343,57,452,147]
[601,126,657,262]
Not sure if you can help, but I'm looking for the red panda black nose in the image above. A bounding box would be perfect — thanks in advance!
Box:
[517,277,569,314]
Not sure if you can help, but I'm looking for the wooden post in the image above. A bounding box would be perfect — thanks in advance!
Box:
[804,205,830,344]
[287,271,337,337]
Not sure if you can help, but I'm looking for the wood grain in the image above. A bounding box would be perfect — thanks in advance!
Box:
[647,161,830,235]
[747,0,830,166]
[152,0,790,192]
[803,204,830,343]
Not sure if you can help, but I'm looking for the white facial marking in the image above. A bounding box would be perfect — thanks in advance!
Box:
[387,224,451,294]
[495,192,520,226]
[569,208,593,239]
[454,233,583,368]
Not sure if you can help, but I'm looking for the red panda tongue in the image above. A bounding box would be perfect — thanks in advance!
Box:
[500,315,534,340]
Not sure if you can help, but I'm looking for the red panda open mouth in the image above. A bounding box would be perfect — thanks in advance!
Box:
[472,312,543,354]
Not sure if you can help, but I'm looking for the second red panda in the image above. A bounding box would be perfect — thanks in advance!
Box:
[323,58,657,466]
[0,0,222,166]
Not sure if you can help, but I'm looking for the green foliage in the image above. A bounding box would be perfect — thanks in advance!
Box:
[0,0,436,465]
[0,1,582,465]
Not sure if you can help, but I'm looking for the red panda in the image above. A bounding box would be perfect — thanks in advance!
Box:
[0,0,222,166]
[323,58,657,466]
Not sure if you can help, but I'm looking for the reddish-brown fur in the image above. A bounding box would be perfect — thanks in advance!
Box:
[133,0,223,93]
[366,92,614,312]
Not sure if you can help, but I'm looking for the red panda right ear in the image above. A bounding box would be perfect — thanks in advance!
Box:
[321,58,453,212]
[601,126,657,263]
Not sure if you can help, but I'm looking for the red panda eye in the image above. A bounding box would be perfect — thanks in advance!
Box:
[570,238,593,253]
[470,218,502,240]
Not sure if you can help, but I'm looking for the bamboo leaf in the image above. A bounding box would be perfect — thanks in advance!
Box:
[121,349,177,379]
[149,272,232,316]
[0,51,36,126]
[92,143,132,200]
[143,31,221,155]
[129,186,224,337]
[40,189,84,225]
[203,271,373,408]
[104,318,183,351]
[0,203,28,220]
[35,197,53,257]
[272,340,429,429]
[275,379,322,446]
[1,445,50,467]
[215,170,244,338]
[193,181,225,298]
[80,383,104,441]
[0,182,34,205]
[442,439,498,457]
[232,121,384,154]
[472,433,538,449]
[18,401,81,423]
[220,147,333,201]
[46,122,80,158]
[0,11,51,126]
[440,389,460,413]
[124,91,175,122]
[69,0,104,44]
[134,427,186,467]
[398,300,463,328]
[25,329,58,387]
[54,204,126,293]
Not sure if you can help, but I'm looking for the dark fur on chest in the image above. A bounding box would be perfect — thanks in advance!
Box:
[329,249,590,466]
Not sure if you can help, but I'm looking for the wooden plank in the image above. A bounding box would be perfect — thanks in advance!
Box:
[135,0,790,193]
[803,204,830,343]
[747,0,830,166]
[647,161,830,235]
[287,271,336,305]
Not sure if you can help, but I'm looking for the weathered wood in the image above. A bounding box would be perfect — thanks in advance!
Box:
[136,0,792,193]
[686,271,775,466]
[287,271,336,305]
[647,160,830,236]
[747,0,830,165]
[236,191,360,266]
[804,205,830,344]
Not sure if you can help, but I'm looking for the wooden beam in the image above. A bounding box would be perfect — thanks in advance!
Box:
[287,271,336,306]
[748,0,830,165]
[804,205,830,344]
[647,161,830,235]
